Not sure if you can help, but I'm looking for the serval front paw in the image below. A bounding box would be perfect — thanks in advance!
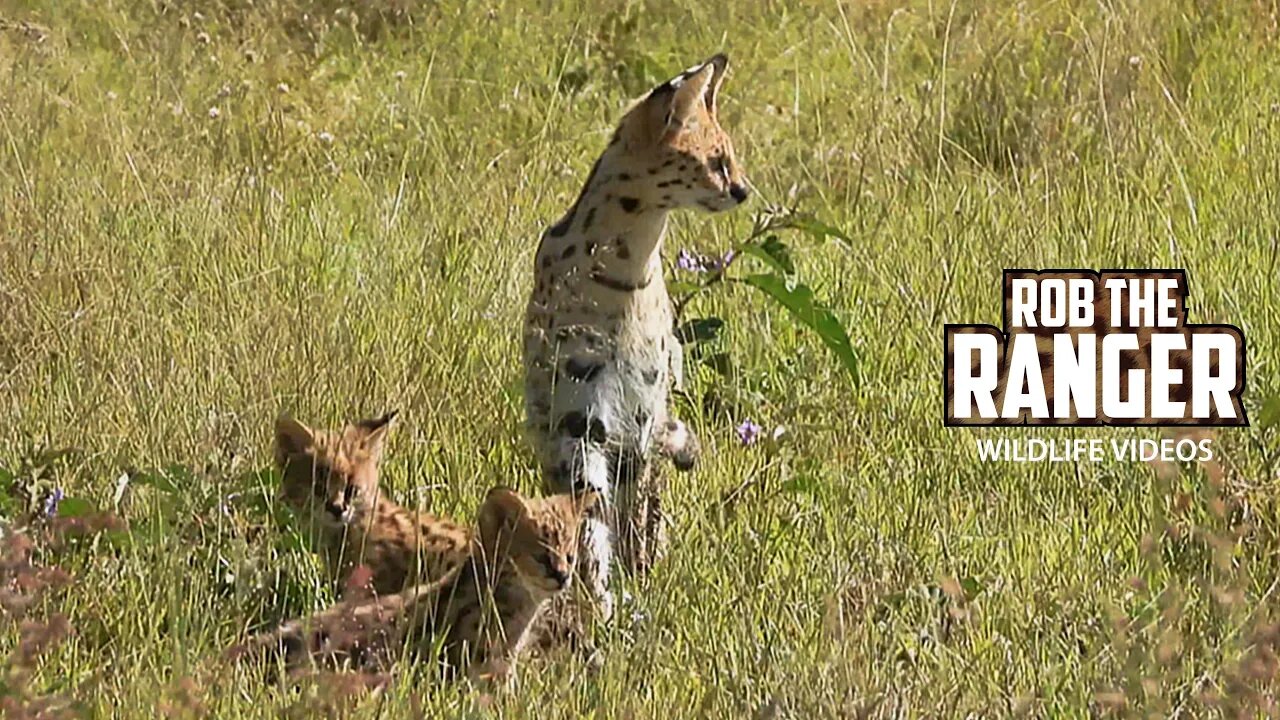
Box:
[658,419,700,472]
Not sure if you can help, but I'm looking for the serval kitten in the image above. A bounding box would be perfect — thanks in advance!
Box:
[274,412,470,595]
[233,486,595,687]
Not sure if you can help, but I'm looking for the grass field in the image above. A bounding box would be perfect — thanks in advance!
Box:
[2,0,1280,716]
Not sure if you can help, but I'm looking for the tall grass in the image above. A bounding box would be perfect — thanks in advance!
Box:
[1,0,1279,715]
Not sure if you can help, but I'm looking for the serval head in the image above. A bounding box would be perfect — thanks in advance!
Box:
[614,53,749,213]
[476,487,598,600]
[273,412,396,529]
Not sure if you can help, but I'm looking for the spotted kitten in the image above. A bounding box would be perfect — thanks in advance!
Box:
[274,412,470,595]
[233,486,595,687]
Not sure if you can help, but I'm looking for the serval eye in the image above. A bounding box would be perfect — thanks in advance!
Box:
[710,155,732,186]
[342,484,357,504]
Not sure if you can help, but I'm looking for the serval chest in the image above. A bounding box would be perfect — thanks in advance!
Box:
[525,205,675,489]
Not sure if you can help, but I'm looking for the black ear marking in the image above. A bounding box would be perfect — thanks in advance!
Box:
[649,80,677,97]
[356,410,398,432]
[704,53,729,109]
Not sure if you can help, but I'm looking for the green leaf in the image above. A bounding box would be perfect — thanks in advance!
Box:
[675,317,725,345]
[1259,394,1280,429]
[131,469,181,494]
[236,466,282,493]
[0,466,13,498]
[779,214,854,246]
[103,529,135,549]
[56,497,96,518]
[0,467,17,517]
[739,235,795,275]
[667,280,702,295]
[960,576,985,597]
[703,352,734,376]
[743,273,860,386]
[781,474,819,495]
[277,529,312,553]
[164,463,197,488]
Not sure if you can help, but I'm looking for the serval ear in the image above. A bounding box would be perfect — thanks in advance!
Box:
[274,416,315,466]
[353,411,397,461]
[656,57,719,137]
[477,486,529,559]
[702,54,729,116]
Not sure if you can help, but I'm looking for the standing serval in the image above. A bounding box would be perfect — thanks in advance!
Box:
[523,54,749,620]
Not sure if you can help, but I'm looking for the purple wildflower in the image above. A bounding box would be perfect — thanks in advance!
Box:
[736,419,763,446]
[678,248,736,274]
[43,488,64,518]
[714,249,736,271]
[677,249,704,272]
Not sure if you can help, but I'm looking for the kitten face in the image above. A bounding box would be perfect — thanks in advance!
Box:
[274,413,395,528]
[477,487,597,599]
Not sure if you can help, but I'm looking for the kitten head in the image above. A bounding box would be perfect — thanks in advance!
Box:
[476,486,597,599]
[273,412,396,527]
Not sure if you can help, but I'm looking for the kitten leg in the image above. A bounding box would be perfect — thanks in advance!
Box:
[578,514,614,623]
[543,404,617,625]
[555,430,616,623]
[623,461,668,576]
[641,467,669,572]
[611,445,647,575]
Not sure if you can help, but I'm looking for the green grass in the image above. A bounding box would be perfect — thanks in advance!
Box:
[2,0,1280,716]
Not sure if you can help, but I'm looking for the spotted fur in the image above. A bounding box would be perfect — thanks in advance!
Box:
[231,487,596,687]
[274,413,471,595]
[523,54,748,621]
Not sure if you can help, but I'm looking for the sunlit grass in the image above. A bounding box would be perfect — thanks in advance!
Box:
[1,0,1279,716]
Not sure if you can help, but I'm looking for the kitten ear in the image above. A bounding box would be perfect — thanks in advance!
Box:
[572,490,600,518]
[353,411,397,460]
[274,416,315,464]
[477,486,528,557]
